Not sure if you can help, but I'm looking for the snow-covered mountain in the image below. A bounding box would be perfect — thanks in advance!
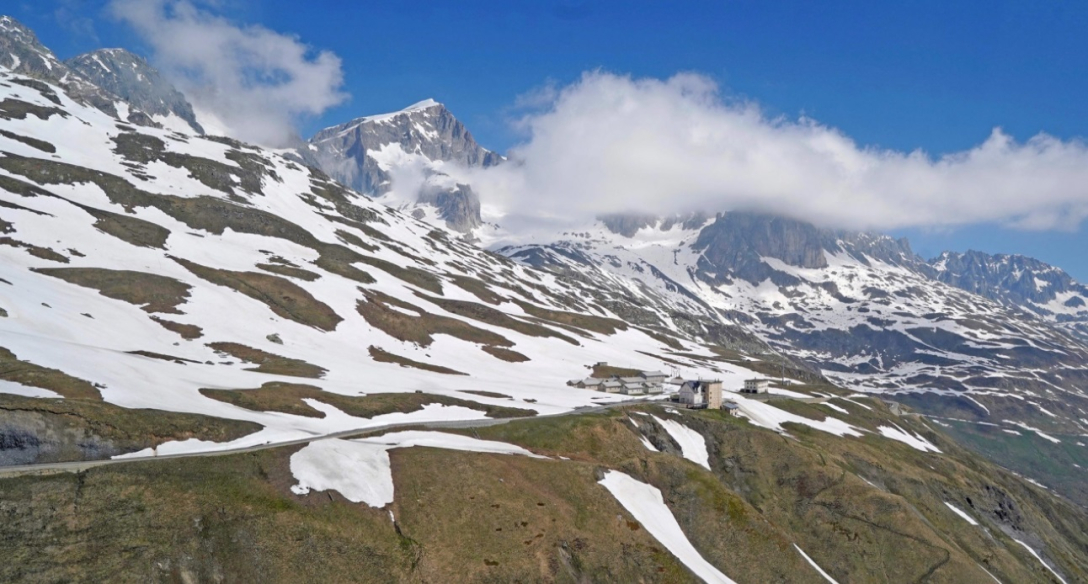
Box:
[0,16,165,129]
[305,99,501,233]
[0,62,787,450]
[930,250,1088,340]
[65,48,204,135]
[502,213,1088,437]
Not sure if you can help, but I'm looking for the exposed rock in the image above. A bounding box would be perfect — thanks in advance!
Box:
[0,16,153,127]
[306,99,500,231]
[65,49,203,134]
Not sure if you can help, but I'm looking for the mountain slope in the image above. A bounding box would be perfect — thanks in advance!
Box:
[1,19,1087,582]
[0,65,779,456]
[931,250,1088,341]
[501,214,1088,504]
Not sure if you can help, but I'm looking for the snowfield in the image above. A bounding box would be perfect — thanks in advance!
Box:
[943,502,979,526]
[0,69,756,456]
[876,424,941,453]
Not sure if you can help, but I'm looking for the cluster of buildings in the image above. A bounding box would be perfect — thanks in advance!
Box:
[567,370,671,395]
[570,364,773,416]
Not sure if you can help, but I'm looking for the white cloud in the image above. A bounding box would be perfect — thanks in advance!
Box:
[109,0,347,147]
[469,71,1088,233]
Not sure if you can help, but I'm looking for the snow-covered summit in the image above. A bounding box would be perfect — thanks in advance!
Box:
[305,98,501,233]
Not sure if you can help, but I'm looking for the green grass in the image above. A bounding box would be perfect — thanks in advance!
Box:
[0,346,100,400]
[0,236,68,263]
[356,289,514,349]
[511,298,628,336]
[149,316,203,339]
[416,292,577,345]
[0,393,260,464]
[941,418,1088,509]
[481,346,530,362]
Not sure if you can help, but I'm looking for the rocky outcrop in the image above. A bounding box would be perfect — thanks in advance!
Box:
[65,49,203,134]
[417,181,482,233]
[693,213,841,284]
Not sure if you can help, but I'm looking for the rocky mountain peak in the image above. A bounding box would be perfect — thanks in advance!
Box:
[65,48,203,134]
[692,212,841,284]
[307,99,501,232]
[0,15,160,129]
[929,250,1088,327]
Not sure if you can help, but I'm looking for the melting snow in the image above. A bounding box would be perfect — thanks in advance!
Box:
[599,471,736,584]
[736,398,862,438]
[823,402,850,415]
[943,502,979,526]
[876,424,941,453]
[1005,421,1061,443]
[793,544,839,584]
[289,431,545,507]
[1012,539,1067,584]
[0,379,62,398]
[652,415,710,470]
[289,439,394,506]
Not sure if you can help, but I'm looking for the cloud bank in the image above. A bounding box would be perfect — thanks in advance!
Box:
[470,72,1088,232]
[109,0,347,147]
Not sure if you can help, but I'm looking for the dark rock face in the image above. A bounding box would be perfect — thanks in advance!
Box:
[307,100,500,231]
[65,49,204,134]
[0,412,119,466]
[693,213,840,283]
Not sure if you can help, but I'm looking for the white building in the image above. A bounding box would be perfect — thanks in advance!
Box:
[742,378,770,394]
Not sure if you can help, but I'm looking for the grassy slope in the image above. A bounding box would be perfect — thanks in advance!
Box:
[4,403,1087,582]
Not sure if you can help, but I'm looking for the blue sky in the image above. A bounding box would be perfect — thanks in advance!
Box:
[11,1,1088,278]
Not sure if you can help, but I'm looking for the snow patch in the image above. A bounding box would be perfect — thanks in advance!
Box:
[1012,539,1067,584]
[599,471,736,584]
[793,544,839,584]
[289,438,394,506]
[737,398,862,438]
[943,502,979,526]
[0,379,62,398]
[876,424,941,453]
[289,431,544,507]
[639,435,659,452]
[652,415,710,470]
